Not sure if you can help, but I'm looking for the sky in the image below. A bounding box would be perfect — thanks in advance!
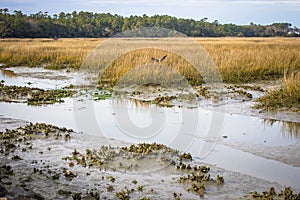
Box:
[1,0,300,27]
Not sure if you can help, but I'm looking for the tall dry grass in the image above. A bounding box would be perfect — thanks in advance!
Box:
[80,38,221,86]
[0,38,102,69]
[1,38,299,83]
[196,37,300,83]
[98,47,204,86]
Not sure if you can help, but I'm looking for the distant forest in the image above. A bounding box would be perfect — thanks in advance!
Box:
[0,8,299,38]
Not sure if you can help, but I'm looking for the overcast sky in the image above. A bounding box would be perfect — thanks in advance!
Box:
[1,0,300,27]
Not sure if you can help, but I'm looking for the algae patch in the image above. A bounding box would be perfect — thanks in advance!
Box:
[0,83,75,105]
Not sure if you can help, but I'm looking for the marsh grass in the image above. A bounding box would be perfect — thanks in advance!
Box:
[255,71,300,111]
[196,38,300,83]
[81,38,220,86]
[99,48,204,86]
[1,38,299,83]
[0,38,102,69]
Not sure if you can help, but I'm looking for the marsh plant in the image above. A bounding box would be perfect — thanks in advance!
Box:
[197,38,300,83]
[62,143,227,197]
[255,72,300,111]
[1,38,299,83]
[0,38,102,69]
[82,38,220,87]
[0,83,75,105]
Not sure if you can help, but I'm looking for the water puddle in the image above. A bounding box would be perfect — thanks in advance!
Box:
[0,67,88,89]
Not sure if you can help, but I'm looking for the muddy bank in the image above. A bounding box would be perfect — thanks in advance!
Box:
[1,95,300,191]
[223,142,300,168]
[1,119,296,200]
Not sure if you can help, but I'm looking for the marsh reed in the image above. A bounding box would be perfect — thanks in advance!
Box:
[0,38,102,69]
[255,71,300,110]
[1,37,299,110]
[196,38,300,83]
[1,38,299,83]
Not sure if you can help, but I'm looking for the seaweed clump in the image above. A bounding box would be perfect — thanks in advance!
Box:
[0,122,74,154]
[63,143,178,171]
[251,187,300,200]
[0,83,75,105]
[63,142,225,198]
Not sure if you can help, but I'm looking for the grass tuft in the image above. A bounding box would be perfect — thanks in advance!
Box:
[255,71,300,111]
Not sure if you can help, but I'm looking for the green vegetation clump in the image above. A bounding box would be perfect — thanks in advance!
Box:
[63,142,225,198]
[255,72,300,111]
[94,89,112,100]
[176,159,224,197]
[121,142,172,154]
[63,143,177,170]
[0,123,74,154]
[178,152,192,161]
[153,95,176,105]
[197,86,210,98]
[0,83,75,105]
[251,187,300,200]
[27,88,75,105]
[107,185,114,192]
[116,188,131,200]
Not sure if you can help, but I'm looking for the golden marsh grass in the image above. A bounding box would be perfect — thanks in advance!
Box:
[0,37,299,110]
[0,38,103,69]
[1,37,299,83]
[196,37,300,83]
[82,38,216,86]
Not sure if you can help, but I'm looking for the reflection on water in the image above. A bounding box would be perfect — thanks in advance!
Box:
[0,69,18,78]
[262,119,300,139]
[114,97,152,109]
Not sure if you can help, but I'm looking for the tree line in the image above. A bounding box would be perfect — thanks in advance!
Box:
[0,8,299,38]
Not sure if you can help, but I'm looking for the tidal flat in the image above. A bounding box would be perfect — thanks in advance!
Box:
[0,66,299,199]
